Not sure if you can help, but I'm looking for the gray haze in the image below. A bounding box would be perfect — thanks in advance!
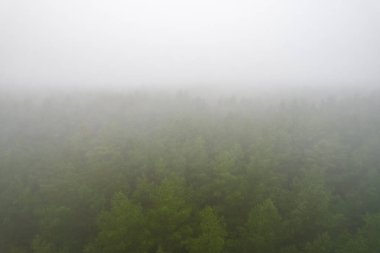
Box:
[1,0,380,92]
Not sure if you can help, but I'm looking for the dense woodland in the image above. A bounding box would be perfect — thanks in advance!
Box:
[1,89,380,253]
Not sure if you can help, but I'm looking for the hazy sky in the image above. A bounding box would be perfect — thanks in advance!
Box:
[1,0,379,91]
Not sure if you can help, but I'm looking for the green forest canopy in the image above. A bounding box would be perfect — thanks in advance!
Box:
[1,89,380,253]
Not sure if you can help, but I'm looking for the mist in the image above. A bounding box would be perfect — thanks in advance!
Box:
[2,1,380,253]
[1,0,380,93]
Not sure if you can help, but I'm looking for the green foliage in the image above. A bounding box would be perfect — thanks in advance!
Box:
[31,236,56,253]
[339,213,380,253]
[86,192,149,253]
[147,177,192,252]
[1,91,380,252]
[304,233,333,253]
[244,199,282,253]
[188,207,226,253]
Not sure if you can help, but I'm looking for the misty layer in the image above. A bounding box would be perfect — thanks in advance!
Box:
[1,0,380,89]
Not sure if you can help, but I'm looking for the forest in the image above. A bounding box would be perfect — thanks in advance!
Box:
[1,89,380,253]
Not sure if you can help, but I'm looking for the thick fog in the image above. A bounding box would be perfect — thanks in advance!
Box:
[1,0,380,93]
[3,2,380,253]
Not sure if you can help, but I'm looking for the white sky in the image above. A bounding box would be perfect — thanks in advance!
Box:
[0,0,379,91]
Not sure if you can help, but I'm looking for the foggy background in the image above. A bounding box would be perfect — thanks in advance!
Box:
[1,0,379,93]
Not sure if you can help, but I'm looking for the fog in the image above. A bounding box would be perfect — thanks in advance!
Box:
[3,2,380,252]
[1,0,379,93]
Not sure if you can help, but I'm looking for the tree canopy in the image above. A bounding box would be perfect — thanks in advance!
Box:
[1,90,380,252]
